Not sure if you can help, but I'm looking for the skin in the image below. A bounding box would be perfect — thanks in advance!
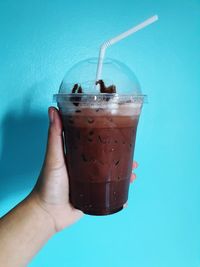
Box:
[0,107,138,267]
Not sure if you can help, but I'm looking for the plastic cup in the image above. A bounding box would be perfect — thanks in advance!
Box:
[54,57,146,215]
[54,93,144,215]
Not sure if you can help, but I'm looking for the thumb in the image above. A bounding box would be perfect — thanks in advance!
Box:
[44,107,65,170]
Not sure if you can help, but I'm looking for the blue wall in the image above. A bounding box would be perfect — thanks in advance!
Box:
[0,0,200,266]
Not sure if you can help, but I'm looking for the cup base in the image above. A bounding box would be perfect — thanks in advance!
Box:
[75,206,124,216]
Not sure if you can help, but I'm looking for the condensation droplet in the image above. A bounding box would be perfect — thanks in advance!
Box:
[115,160,120,166]
[88,117,94,123]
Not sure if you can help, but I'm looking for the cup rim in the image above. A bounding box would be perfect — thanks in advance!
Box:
[53,93,147,104]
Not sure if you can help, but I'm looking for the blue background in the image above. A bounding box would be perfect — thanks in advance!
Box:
[0,0,200,266]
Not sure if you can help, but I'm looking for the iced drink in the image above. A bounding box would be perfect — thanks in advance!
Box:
[58,94,142,215]
[53,13,158,215]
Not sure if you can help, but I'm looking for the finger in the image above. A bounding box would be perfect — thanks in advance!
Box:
[132,161,138,169]
[123,201,128,208]
[130,173,136,183]
[44,107,65,169]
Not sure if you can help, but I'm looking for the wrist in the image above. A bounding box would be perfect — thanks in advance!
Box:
[26,193,56,236]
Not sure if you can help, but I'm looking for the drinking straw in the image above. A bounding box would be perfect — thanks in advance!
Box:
[96,15,158,82]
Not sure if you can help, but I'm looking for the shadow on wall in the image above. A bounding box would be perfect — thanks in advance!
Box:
[0,108,48,201]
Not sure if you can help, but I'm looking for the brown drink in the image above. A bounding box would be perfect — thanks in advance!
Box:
[58,94,143,215]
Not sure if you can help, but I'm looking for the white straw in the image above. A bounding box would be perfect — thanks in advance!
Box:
[96,15,158,82]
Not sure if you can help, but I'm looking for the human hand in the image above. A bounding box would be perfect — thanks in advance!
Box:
[31,107,138,232]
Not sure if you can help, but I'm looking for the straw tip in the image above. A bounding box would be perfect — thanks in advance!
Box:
[154,14,159,20]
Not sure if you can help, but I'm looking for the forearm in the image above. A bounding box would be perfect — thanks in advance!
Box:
[0,195,55,267]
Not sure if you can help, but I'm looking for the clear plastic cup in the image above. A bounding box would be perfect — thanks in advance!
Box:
[54,58,146,215]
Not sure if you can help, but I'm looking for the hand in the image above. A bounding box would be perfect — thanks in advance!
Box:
[31,107,138,232]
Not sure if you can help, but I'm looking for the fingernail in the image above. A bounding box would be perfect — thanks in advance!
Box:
[49,108,54,124]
